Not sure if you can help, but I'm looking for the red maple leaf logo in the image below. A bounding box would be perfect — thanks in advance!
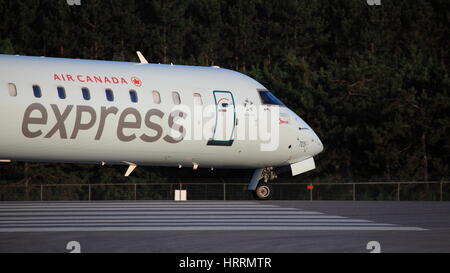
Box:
[131,76,142,87]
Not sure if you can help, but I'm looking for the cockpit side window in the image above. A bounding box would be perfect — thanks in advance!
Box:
[258,90,283,105]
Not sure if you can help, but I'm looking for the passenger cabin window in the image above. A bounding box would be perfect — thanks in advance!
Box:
[8,83,17,97]
[32,85,42,98]
[105,89,114,102]
[57,86,66,99]
[82,87,91,101]
[152,90,161,104]
[258,90,283,105]
[129,90,138,103]
[193,93,203,105]
[172,91,181,105]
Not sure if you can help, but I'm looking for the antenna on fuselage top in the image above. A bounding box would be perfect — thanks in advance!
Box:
[136,51,148,64]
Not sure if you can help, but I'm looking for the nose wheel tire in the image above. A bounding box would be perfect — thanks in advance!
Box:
[252,183,273,200]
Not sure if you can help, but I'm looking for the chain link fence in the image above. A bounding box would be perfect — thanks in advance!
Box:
[0,181,448,201]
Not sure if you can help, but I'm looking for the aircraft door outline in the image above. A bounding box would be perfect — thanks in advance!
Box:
[207,90,236,146]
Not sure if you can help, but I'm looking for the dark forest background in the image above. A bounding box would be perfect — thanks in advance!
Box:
[0,0,449,188]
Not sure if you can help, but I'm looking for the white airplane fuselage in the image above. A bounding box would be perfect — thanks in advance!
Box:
[0,54,323,177]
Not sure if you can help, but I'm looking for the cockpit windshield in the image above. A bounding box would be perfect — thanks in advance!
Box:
[258,90,283,105]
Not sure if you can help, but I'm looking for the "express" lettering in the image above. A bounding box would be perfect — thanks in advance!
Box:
[21,103,186,143]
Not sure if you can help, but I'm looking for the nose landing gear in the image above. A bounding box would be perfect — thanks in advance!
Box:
[249,167,277,200]
[253,182,273,200]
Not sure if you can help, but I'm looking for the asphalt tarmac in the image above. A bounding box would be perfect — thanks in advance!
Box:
[0,201,449,252]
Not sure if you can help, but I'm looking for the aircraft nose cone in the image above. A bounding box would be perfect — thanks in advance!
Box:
[315,136,324,154]
[310,131,323,156]
[287,109,323,156]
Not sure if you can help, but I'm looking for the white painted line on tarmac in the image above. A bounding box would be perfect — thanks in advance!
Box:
[0,215,346,220]
[0,219,374,224]
[0,222,395,226]
[0,211,324,216]
[0,202,427,233]
[0,226,427,232]
[0,207,298,212]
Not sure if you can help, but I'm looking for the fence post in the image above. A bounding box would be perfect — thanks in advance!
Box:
[397,183,400,201]
[40,184,43,201]
[134,183,137,201]
[353,183,356,201]
[88,184,91,201]
[223,183,226,201]
[440,182,443,202]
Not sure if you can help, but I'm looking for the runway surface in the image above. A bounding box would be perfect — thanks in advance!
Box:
[0,201,449,252]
